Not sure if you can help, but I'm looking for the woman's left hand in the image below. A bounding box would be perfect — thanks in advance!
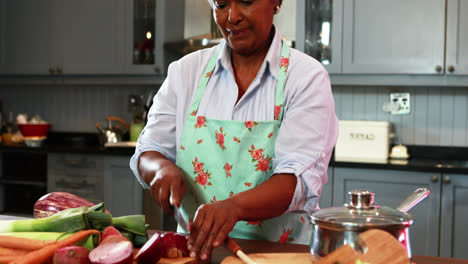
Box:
[188,199,240,261]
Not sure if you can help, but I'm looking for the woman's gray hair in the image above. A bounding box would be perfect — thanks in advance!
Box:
[207,0,283,9]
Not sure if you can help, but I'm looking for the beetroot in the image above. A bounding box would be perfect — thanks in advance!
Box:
[101,226,123,241]
[89,235,133,264]
[34,192,109,218]
[53,246,91,264]
[135,232,189,264]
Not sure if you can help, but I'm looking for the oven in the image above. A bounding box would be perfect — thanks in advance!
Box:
[0,148,47,215]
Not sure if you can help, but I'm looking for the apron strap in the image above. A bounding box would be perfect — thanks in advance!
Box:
[275,42,290,121]
[190,41,290,120]
[189,47,220,115]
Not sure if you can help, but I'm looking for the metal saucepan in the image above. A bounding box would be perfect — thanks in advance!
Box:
[309,188,430,259]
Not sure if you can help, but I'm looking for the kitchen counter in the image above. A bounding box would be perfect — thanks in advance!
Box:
[207,237,468,264]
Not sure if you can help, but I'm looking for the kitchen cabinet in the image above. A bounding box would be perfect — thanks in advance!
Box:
[47,153,105,203]
[0,0,126,75]
[124,0,184,75]
[295,0,343,74]
[296,0,468,85]
[48,153,143,217]
[318,167,333,209]
[333,167,440,257]
[104,156,143,217]
[342,0,446,74]
[439,173,468,259]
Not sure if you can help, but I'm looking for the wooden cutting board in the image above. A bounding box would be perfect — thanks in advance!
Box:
[221,252,317,264]
[158,257,198,264]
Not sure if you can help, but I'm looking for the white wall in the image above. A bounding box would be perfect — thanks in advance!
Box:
[184,0,296,41]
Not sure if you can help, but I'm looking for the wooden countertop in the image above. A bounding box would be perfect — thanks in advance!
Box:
[208,238,468,264]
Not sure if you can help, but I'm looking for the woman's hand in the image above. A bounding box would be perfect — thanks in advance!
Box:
[188,199,240,261]
[138,151,186,215]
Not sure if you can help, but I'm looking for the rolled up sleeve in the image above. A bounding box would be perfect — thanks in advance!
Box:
[273,63,339,214]
[129,62,181,189]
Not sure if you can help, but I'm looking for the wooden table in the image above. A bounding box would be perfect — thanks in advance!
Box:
[209,238,468,264]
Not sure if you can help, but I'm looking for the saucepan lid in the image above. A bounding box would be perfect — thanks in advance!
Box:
[310,190,416,229]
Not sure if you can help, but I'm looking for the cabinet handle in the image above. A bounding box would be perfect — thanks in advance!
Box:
[55,66,63,74]
[435,65,442,72]
[49,66,56,74]
[447,65,455,73]
[431,175,438,182]
[442,175,451,184]
[154,67,161,73]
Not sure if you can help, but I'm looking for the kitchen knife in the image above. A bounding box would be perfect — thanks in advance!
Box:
[173,205,190,233]
[174,206,256,264]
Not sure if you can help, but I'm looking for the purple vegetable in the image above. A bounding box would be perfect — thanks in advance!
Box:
[53,246,91,264]
[135,232,189,264]
[34,192,109,218]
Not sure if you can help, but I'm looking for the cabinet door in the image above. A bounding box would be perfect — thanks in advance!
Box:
[0,0,54,74]
[318,167,333,209]
[104,156,143,217]
[296,0,343,73]
[440,173,468,259]
[342,0,445,74]
[124,0,184,75]
[333,167,440,256]
[54,0,125,74]
[446,0,468,75]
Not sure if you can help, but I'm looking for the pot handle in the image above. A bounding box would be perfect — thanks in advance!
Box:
[396,188,430,213]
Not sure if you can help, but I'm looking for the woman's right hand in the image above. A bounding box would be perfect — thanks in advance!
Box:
[138,151,186,215]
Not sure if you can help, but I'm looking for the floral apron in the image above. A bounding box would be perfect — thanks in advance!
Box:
[175,43,312,244]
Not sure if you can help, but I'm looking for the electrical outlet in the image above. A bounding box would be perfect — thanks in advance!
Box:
[390,93,410,115]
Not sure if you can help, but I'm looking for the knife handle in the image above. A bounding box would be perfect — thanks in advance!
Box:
[224,237,241,254]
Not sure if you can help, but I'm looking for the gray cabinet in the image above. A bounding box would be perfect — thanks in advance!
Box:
[318,167,333,209]
[1,0,126,75]
[446,0,468,75]
[0,0,55,74]
[333,167,440,257]
[124,0,184,75]
[48,153,143,217]
[47,153,105,203]
[439,173,468,259]
[342,0,445,74]
[104,156,143,217]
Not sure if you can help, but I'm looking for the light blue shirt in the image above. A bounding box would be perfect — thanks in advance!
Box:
[130,26,339,214]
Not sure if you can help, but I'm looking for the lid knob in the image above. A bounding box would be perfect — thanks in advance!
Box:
[347,190,375,209]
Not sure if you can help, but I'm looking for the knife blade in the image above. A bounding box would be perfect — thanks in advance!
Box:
[173,205,190,233]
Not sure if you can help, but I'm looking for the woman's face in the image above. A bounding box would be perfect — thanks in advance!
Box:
[211,0,277,56]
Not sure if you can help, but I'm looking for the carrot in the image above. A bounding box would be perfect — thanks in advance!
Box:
[9,229,100,264]
[0,236,55,251]
[0,247,30,256]
[0,255,19,263]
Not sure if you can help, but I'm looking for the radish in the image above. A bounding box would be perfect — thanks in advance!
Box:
[89,235,133,264]
[101,226,123,241]
[53,246,91,264]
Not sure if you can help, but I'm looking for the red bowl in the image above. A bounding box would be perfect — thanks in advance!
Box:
[18,123,52,137]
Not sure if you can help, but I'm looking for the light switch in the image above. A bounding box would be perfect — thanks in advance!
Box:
[390,93,410,115]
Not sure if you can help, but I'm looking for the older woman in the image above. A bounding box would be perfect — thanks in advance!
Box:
[130,0,338,261]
